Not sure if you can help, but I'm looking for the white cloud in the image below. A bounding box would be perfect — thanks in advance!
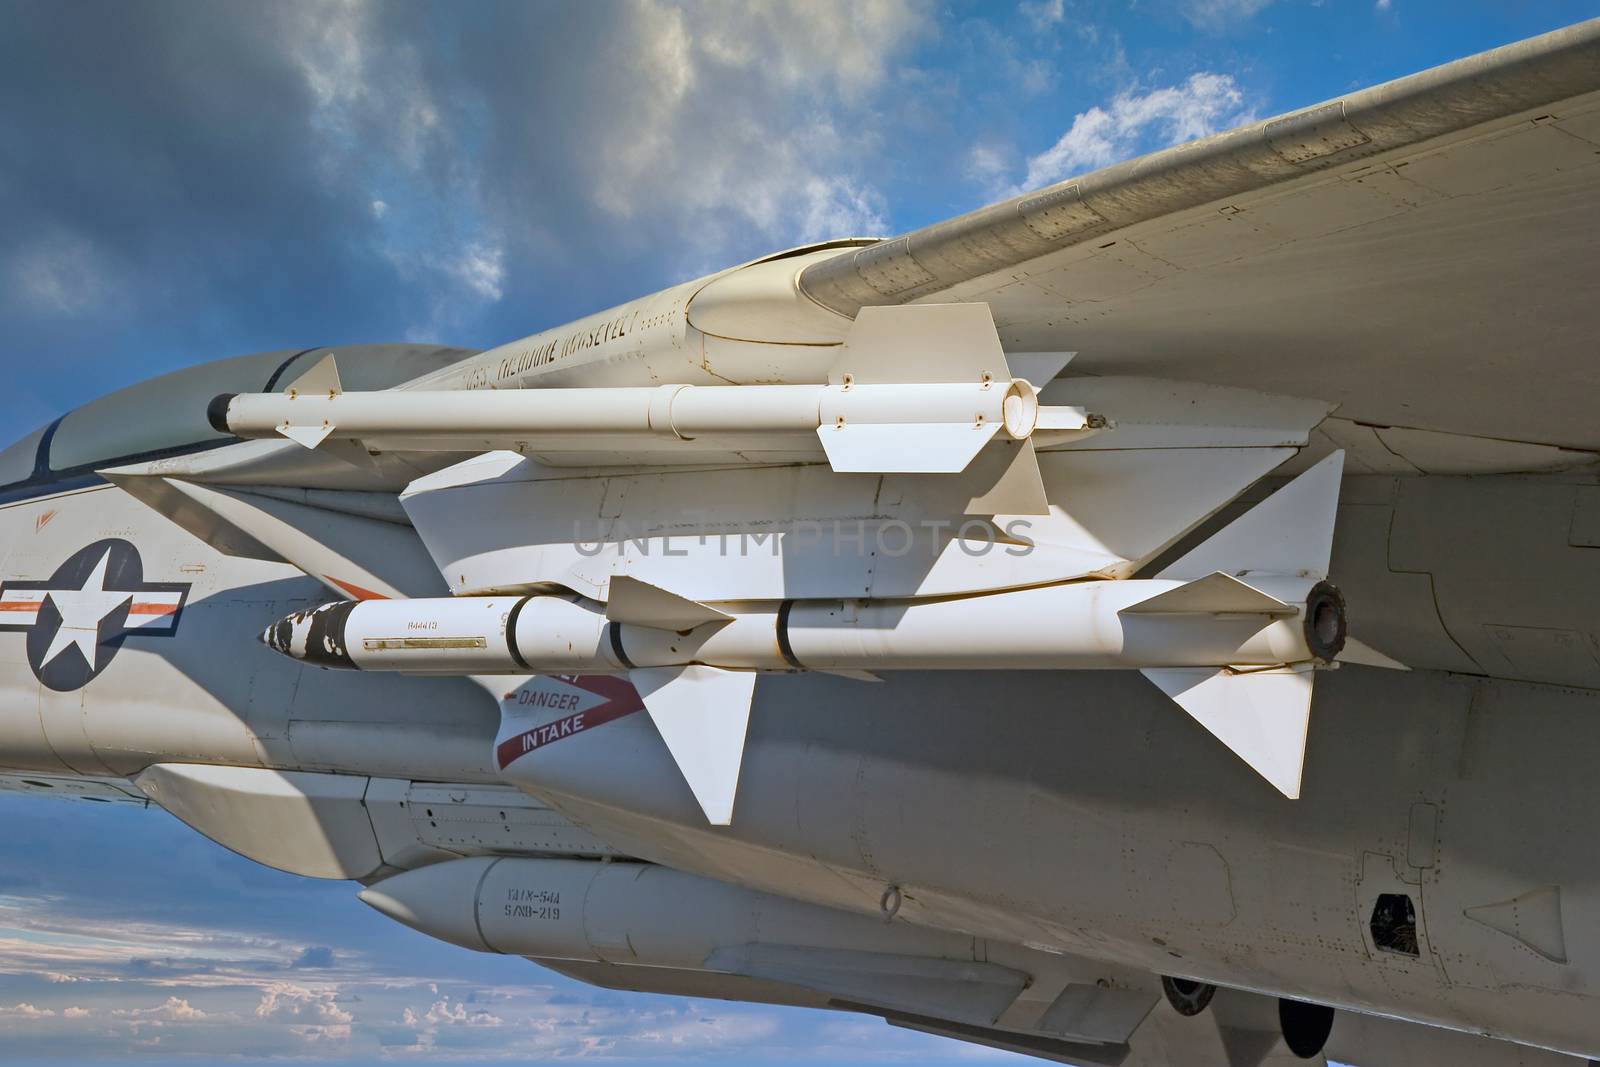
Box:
[447,244,507,303]
[573,0,922,256]
[62,1006,89,1019]
[255,981,353,1043]
[1016,72,1255,192]
[280,0,506,337]
[1181,0,1274,30]
[114,996,211,1022]
[1020,0,1067,30]
[406,996,505,1028]
[8,232,111,316]
[0,1002,55,1019]
[1376,0,1392,8]
[255,981,352,1023]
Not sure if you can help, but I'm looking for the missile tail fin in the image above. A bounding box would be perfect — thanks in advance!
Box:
[817,421,1001,474]
[1142,664,1314,799]
[1120,571,1294,617]
[1338,637,1410,671]
[827,303,1013,386]
[1159,451,1345,582]
[631,664,756,825]
[1005,350,1076,389]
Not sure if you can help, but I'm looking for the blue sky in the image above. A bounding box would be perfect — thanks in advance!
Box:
[0,0,1596,1062]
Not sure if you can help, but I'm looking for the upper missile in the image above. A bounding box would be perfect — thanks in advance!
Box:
[207,305,1093,478]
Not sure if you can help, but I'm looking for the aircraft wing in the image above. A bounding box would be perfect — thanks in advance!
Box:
[797,19,1600,471]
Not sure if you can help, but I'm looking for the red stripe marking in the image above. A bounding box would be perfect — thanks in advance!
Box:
[128,603,178,616]
[495,674,645,770]
[325,576,389,601]
[0,601,40,612]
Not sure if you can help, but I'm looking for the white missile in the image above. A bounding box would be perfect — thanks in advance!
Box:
[261,575,1345,676]
[359,856,928,963]
[266,454,1358,811]
[207,304,1093,475]
[358,856,1041,1029]
[263,454,1352,683]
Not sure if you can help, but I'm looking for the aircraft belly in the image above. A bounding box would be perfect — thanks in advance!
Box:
[511,665,1600,1057]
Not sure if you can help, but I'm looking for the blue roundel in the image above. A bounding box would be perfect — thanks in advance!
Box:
[0,539,191,692]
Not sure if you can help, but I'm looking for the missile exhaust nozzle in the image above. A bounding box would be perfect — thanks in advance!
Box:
[1302,581,1346,664]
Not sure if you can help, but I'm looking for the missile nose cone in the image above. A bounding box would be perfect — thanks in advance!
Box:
[357,885,420,927]
[357,858,497,952]
[260,613,298,658]
[260,600,361,668]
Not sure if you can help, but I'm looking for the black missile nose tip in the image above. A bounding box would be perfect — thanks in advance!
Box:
[207,393,238,436]
[260,616,295,657]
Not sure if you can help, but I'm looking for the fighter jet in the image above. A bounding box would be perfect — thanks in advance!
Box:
[3,19,1599,1066]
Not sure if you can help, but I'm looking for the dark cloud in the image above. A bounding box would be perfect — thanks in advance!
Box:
[0,0,933,421]
[126,957,218,976]
[1,2,430,398]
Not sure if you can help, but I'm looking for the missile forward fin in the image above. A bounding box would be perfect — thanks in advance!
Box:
[605,576,731,630]
[1142,664,1314,799]
[1121,572,1295,617]
[279,423,337,449]
[1159,451,1345,582]
[630,664,756,825]
[285,352,343,397]
[277,354,344,449]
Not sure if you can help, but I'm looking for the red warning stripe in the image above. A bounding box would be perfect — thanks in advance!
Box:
[325,576,389,601]
[128,602,178,616]
[495,674,645,770]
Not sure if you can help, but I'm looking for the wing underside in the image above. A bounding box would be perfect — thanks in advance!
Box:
[797,21,1600,463]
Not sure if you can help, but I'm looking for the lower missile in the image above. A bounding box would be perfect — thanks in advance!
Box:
[359,856,1047,1030]
[261,575,1346,676]
[360,855,965,963]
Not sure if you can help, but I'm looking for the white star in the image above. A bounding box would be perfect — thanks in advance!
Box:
[39,549,132,672]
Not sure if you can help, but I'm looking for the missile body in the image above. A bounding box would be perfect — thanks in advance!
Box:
[359,857,1097,1031]
[213,380,1059,458]
[217,382,1043,440]
[360,856,969,963]
[262,577,1345,676]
